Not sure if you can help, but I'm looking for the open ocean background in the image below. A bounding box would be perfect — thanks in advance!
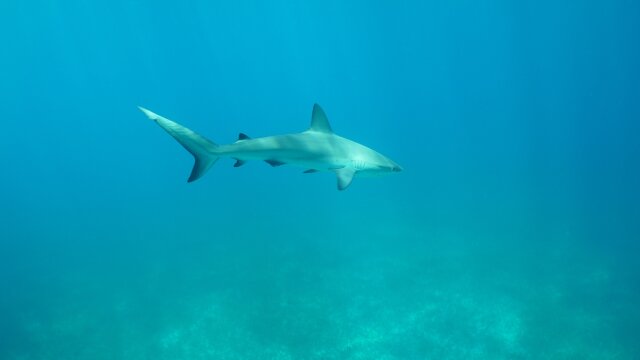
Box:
[1,1,639,359]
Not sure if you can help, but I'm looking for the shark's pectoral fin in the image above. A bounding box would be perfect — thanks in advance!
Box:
[233,159,246,167]
[334,168,356,190]
[304,169,319,174]
[265,159,286,167]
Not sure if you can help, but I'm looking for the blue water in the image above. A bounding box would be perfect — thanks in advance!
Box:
[1,1,639,358]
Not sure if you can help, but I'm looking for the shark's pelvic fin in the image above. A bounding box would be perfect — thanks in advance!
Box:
[138,106,219,182]
[233,159,246,167]
[309,104,333,134]
[265,159,286,167]
[335,168,356,190]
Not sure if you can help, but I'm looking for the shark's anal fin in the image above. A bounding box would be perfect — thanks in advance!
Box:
[265,159,286,167]
[309,104,333,133]
[238,133,251,141]
[334,168,356,190]
[303,169,319,174]
[234,159,246,167]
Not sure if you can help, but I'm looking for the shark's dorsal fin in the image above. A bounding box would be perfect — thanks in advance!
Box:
[309,104,333,134]
[334,168,356,190]
[238,133,251,141]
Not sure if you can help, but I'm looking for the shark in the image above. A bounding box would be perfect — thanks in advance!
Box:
[139,104,402,190]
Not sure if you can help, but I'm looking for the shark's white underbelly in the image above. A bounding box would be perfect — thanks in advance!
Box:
[217,134,347,171]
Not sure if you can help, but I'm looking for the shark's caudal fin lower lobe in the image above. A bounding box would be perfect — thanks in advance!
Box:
[139,107,219,182]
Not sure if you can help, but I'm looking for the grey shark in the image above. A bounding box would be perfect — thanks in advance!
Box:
[139,104,402,190]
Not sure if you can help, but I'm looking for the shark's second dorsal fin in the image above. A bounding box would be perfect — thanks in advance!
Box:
[238,133,251,141]
[309,104,333,134]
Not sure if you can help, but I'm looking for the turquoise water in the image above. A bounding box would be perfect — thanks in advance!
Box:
[1,1,639,359]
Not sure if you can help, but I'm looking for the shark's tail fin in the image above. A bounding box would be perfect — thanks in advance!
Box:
[139,107,219,182]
